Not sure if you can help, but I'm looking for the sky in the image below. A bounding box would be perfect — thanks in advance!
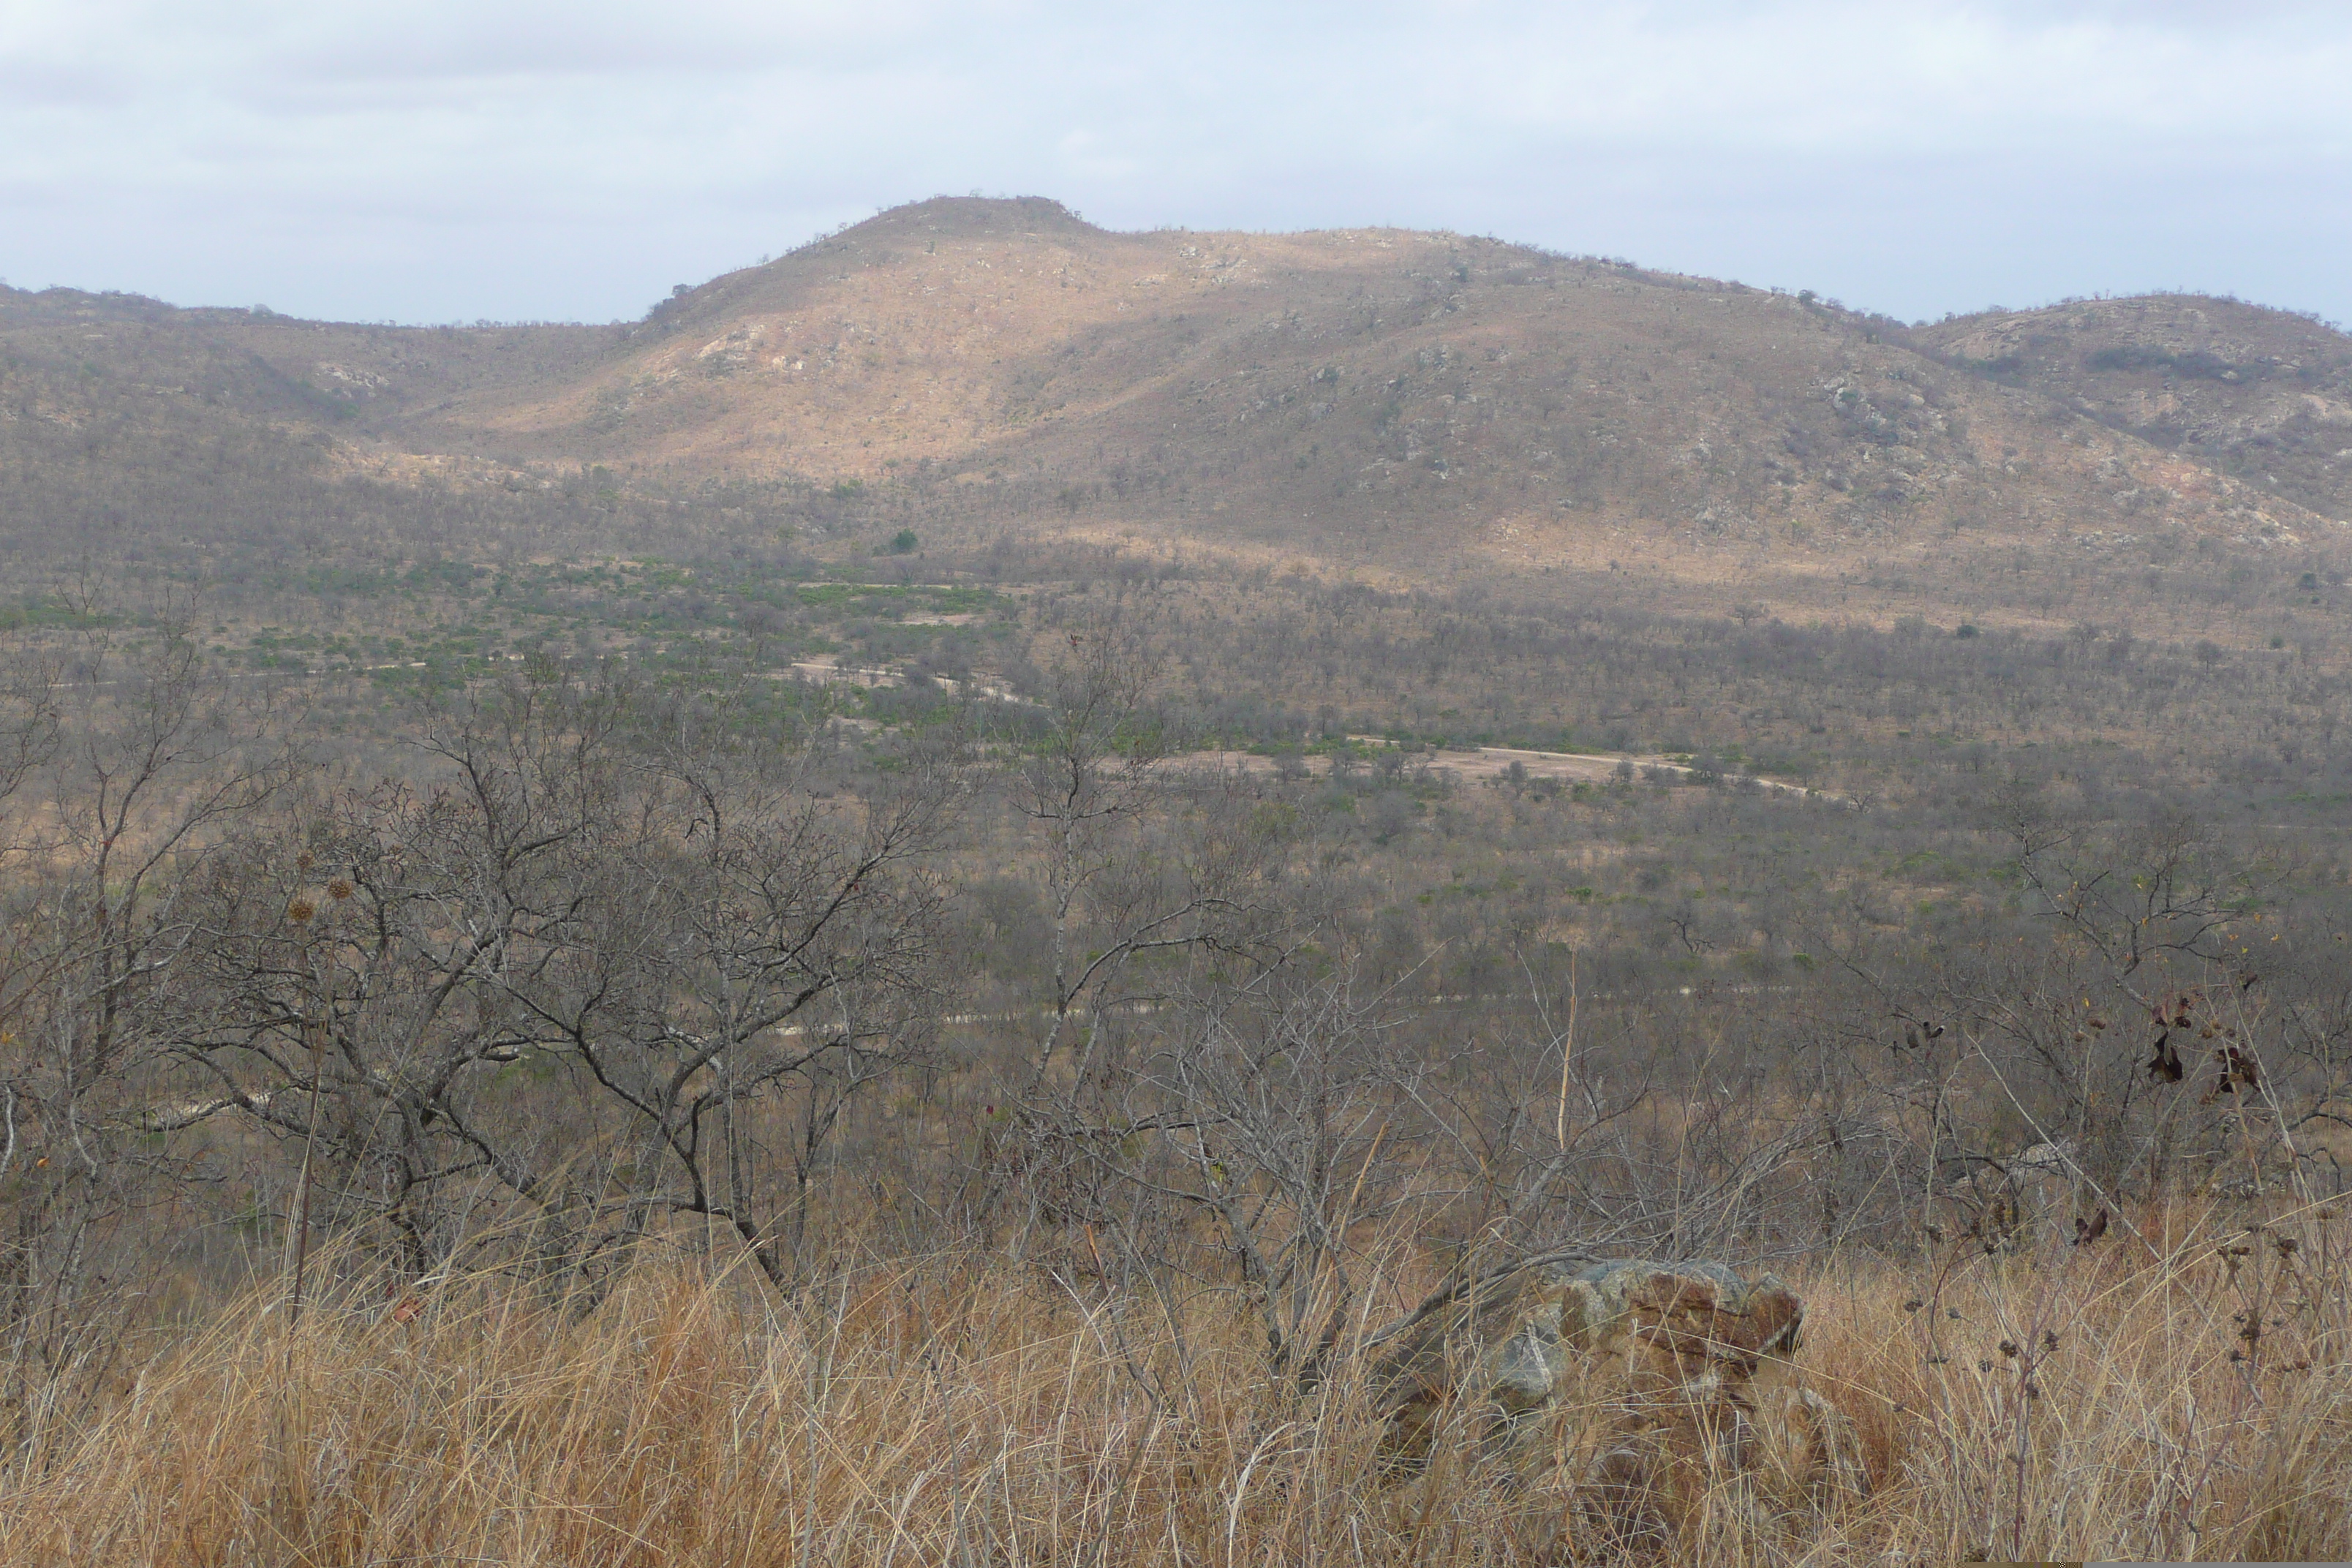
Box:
[1,0,2346,328]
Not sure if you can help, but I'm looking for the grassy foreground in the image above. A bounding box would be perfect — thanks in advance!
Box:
[4,1208,2348,1565]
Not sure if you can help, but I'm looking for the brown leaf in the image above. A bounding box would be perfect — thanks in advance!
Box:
[2217,1044,2260,1094]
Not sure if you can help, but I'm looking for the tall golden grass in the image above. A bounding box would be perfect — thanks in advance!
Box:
[4,1202,2345,1565]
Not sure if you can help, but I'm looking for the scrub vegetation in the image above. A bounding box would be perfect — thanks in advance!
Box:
[1,197,2350,1562]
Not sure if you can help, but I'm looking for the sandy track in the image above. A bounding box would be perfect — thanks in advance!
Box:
[1195,739,1846,804]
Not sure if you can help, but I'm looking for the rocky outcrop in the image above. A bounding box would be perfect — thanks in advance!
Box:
[1366,1254,1866,1544]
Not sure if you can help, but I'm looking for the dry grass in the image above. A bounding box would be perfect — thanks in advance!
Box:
[4,1204,2347,1565]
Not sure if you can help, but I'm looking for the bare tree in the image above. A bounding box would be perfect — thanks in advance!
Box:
[513,692,959,1287]
[163,670,961,1296]
[0,620,295,1409]
[1009,617,1197,1086]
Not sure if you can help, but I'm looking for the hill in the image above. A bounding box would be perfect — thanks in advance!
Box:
[0,284,785,572]
[7,197,2349,638]
[394,200,2352,619]
[1912,293,2352,524]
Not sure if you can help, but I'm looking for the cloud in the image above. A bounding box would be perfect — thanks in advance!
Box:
[0,0,2344,325]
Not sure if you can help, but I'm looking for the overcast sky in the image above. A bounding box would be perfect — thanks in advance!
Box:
[2,1,2345,328]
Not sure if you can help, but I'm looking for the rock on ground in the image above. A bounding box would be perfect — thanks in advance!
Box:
[1366,1254,1867,1543]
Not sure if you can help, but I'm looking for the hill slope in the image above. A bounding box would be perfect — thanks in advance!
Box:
[7,197,2348,630]
[405,200,2341,584]
[1912,294,2352,524]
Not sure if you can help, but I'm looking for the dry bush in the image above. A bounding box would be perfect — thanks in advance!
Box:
[3,1196,2345,1567]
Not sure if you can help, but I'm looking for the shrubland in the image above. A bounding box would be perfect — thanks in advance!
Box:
[4,195,2351,1560]
[1,550,2348,1562]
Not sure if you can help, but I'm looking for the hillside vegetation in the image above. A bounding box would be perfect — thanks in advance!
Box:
[10,197,2350,632]
[1915,293,2352,524]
